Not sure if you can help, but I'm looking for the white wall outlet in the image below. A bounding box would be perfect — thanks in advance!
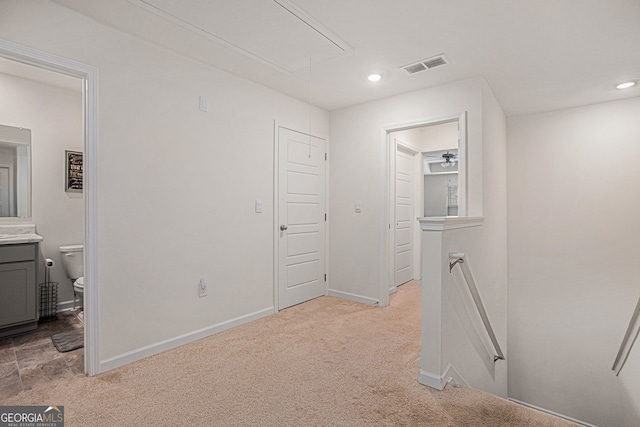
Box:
[355,201,362,213]
[198,278,207,297]
[255,199,263,213]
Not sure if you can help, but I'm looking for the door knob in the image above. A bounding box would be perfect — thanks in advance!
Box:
[280,225,288,231]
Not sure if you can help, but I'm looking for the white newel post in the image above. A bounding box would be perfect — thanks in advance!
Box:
[417,217,483,390]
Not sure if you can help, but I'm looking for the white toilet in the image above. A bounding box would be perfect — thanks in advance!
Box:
[59,244,84,310]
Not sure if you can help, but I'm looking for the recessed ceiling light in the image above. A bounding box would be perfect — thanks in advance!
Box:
[616,81,637,90]
[368,73,382,82]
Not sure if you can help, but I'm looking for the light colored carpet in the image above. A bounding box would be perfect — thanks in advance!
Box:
[2,282,574,426]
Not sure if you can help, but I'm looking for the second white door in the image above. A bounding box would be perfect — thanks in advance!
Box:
[278,127,326,310]
[395,144,414,286]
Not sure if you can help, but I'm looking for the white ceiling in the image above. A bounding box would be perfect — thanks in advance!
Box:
[128,0,353,73]
[41,0,640,115]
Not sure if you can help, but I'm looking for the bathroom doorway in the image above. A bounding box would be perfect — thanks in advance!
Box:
[0,40,99,375]
[383,113,467,305]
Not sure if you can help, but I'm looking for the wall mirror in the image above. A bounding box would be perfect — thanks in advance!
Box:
[423,148,459,216]
[0,124,31,218]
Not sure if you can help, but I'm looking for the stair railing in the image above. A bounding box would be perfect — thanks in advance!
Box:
[612,296,640,376]
[449,252,505,362]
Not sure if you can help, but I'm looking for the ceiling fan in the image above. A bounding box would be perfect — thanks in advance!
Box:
[424,150,458,168]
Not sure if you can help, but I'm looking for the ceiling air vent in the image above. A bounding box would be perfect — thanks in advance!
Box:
[423,55,448,69]
[401,54,449,75]
[403,62,427,74]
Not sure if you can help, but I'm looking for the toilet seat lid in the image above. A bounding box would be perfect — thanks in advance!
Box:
[74,277,84,289]
[59,244,83,253]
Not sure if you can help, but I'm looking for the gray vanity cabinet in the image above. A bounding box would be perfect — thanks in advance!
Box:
[0,243,37,334]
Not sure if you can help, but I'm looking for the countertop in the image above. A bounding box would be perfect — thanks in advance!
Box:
[0,224,43,245]
[0,234,43,244]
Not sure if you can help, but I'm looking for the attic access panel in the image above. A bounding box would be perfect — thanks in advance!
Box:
[130,0,352,73]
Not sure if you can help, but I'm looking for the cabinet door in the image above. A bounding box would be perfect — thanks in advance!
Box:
[0,261,36,327]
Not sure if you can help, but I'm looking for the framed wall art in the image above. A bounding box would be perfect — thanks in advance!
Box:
[65,150,83,192]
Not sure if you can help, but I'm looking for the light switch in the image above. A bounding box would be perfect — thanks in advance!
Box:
[255,199,263,213]
[355,201,361,213]
[199,96,209,112]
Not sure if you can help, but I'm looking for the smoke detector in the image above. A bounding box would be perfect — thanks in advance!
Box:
[401,54,449,75]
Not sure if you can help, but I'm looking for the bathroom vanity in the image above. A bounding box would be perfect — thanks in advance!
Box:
[0,226,43,338]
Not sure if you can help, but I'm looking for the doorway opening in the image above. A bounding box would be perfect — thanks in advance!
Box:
[382,113,467,306]
[0,39,99,375]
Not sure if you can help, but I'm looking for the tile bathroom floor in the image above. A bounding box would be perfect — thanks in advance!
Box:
[0,311,84,401]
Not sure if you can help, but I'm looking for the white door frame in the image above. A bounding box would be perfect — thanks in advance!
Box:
[273,122,329,312]
[0,39,100,376]
[380,112,467,307]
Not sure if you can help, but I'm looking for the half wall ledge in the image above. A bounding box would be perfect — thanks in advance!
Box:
[418,216,484,231]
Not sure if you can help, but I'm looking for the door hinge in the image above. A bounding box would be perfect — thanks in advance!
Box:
[324,274,327,282]
[325,213,327,221]
[325,152,327,160]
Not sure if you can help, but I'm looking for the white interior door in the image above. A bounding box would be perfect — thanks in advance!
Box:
[278,127,326,310]
[395,144,414,286]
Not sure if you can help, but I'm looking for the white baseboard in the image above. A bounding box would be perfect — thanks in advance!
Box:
[441,363,469,388]
[99,307,274,373]
[327,289,379,305]
[508,398,599,427]
[419,363,469,391]
[56,299,78,312]
[419,369,446,390]
[389,286,398,295]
